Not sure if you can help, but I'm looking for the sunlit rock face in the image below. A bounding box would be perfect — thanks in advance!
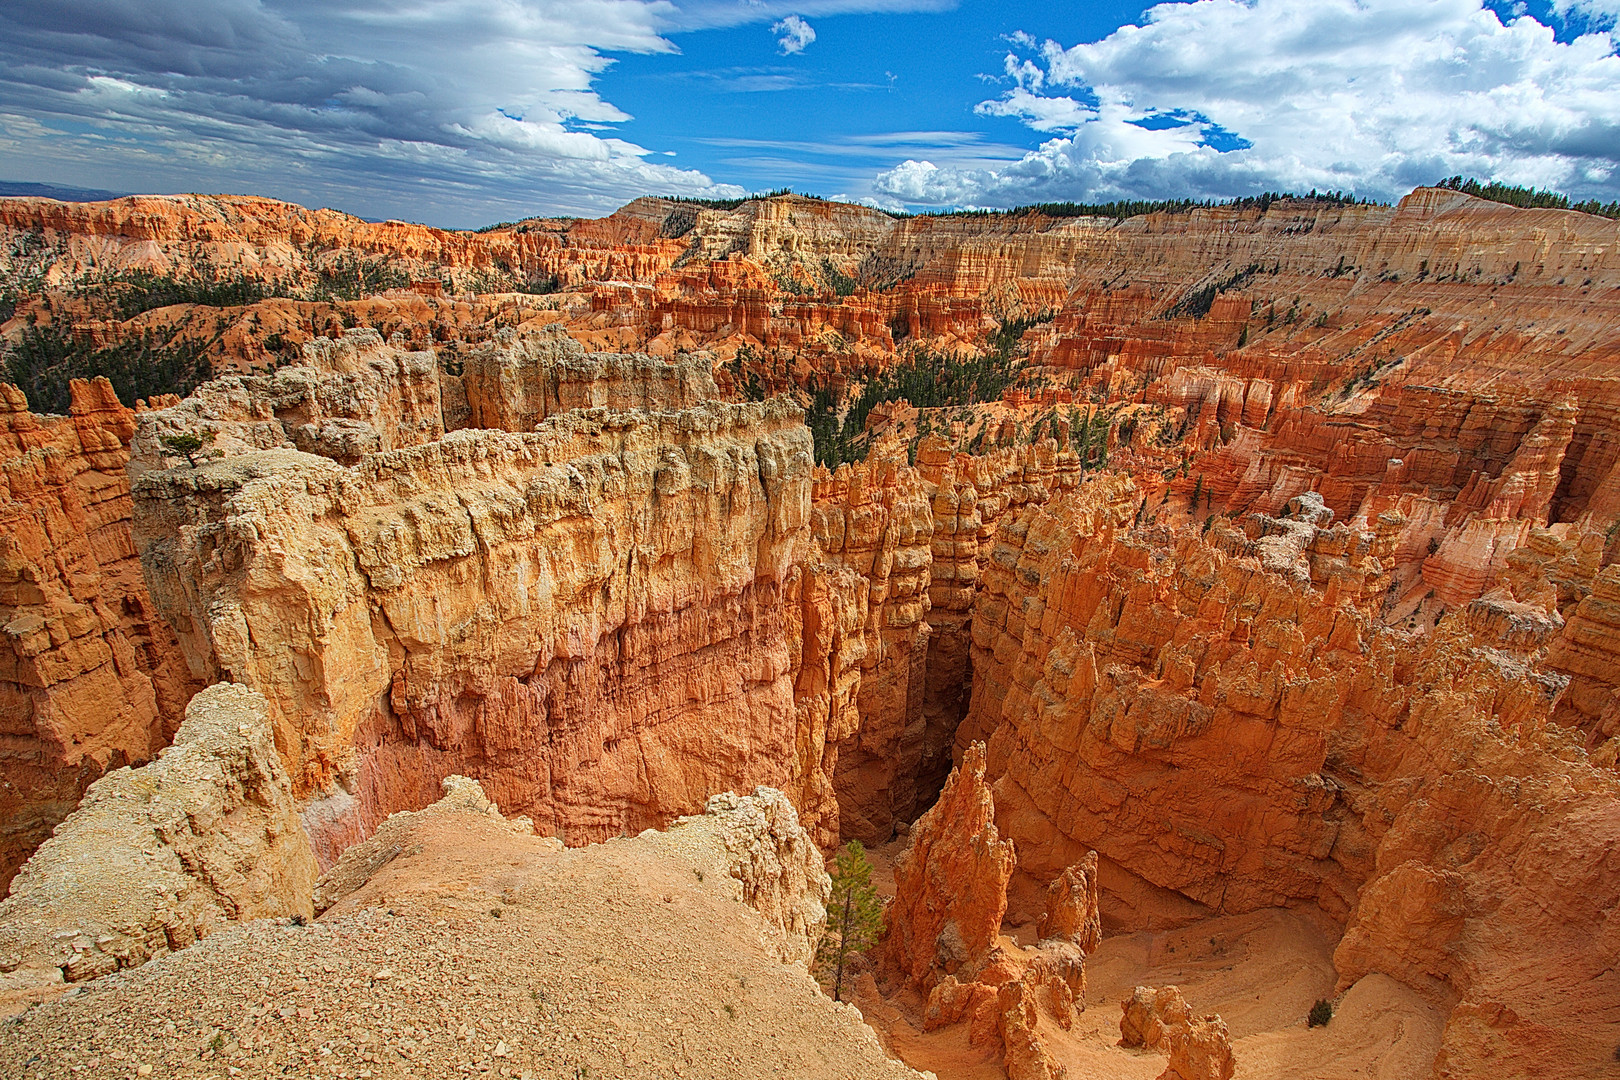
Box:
[0,377,201,890]
[131,334,820,861]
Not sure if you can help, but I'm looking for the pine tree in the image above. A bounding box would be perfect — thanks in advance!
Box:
[159,429,216,468]
[814,841,885,1002]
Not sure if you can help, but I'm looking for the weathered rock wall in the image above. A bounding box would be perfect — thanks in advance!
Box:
[915,436,1086,794]
[0,377,200,890]
[133,396,818,863]
[805,446,934,843]
[459,324,719,433]
[962,479,1620,1078]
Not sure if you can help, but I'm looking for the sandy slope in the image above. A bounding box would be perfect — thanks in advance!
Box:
[0,804,925,1080]
[860,839,1444,1079]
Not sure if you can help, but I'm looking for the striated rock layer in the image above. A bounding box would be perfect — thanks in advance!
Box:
[1,188,1618,1079]
[0,377,200,889]
[123,325,1104,866]
[134,387,819,862]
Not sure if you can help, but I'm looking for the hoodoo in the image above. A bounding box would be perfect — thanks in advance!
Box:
[1,184,1617,1079]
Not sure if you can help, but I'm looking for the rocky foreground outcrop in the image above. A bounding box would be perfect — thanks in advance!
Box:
[0,683,314,994]
[0,776,925,1080]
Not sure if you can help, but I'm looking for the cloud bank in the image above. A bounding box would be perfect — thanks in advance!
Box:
[875,0,1620,208]
[0,0,761,224]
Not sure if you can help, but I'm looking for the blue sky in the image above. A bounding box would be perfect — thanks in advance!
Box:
[597,2,1154,201]
[1,0,1617,227]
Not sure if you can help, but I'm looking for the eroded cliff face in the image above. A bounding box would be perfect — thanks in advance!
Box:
[0,683,314,993]
[805,448,935,843]
[0,377,200,889]
[120,325,1108,862]
[962,478,1620,1077]
[134,369,817,861]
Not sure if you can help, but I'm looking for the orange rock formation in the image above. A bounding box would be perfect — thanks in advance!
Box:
[882,742,1016,990]
[0,377,199,888]
[1,185,1618,1079]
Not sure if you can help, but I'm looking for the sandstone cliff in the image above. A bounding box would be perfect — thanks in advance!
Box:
[2,187,1618,1080]
[806,444,935,844]
[134,385,818,863]
[0,377,199,889]
[963,479,1620,1077]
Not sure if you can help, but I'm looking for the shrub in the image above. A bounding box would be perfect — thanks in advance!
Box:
[2,322,211,414]
[314,254,410,301]
[159,430,217,468]
[803,312,1043,467]
[1308,998,1333,1028]
[94,269,271,319]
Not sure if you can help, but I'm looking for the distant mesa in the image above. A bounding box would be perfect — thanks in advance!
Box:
[0,180,130,202]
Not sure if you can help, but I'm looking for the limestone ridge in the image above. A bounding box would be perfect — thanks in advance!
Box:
[458,324,720,432]
[644,787,832,967]
[0,683,315,992]
[0,769,930,1080]
[313,773,543,915]
[125,324,718,475]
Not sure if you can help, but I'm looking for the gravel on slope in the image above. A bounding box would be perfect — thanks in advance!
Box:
[0,813,925,1080]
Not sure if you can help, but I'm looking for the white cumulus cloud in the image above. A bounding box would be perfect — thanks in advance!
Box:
[773,15,818,54]
[875,0,1620,208]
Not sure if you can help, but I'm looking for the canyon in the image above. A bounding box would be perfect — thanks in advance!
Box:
[0,186,1616,1079]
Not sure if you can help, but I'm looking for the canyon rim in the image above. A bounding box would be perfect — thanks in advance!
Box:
[0,182,1616,1080]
